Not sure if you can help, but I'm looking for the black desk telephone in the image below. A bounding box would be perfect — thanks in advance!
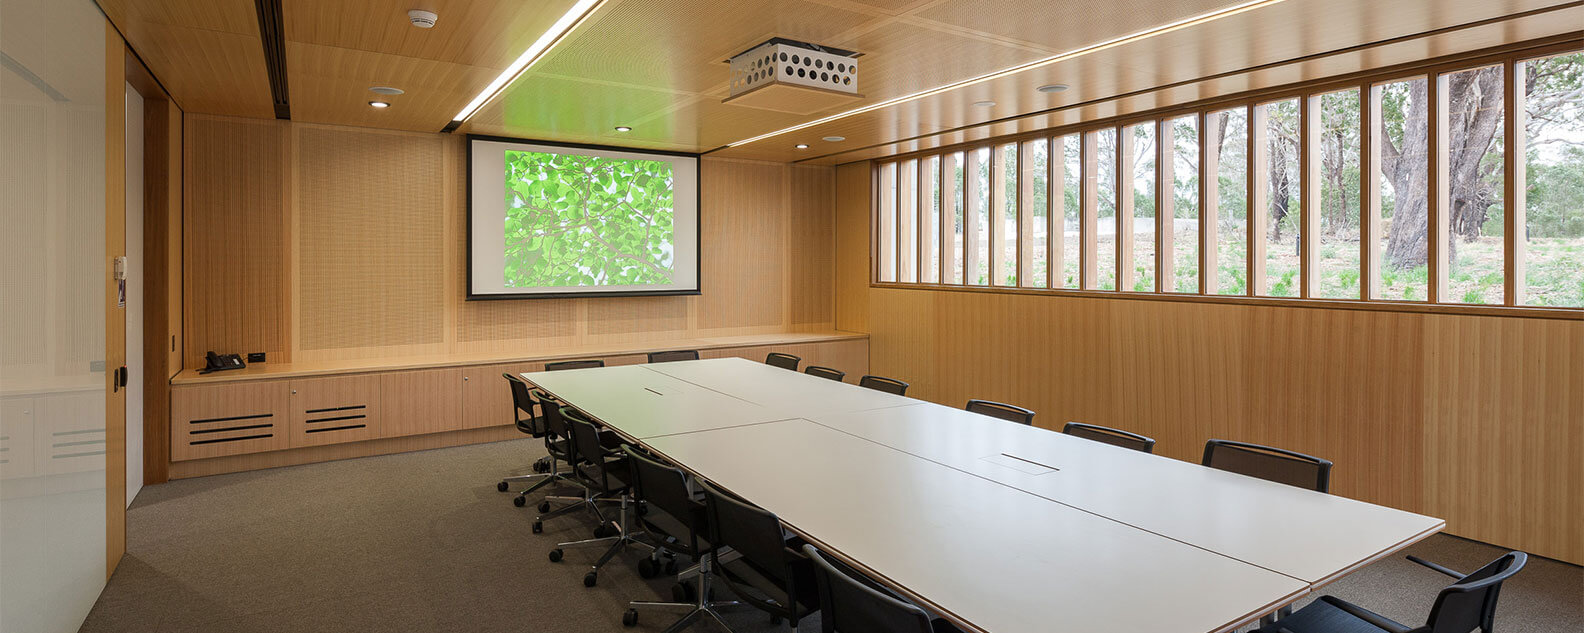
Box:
[201,351,246,374]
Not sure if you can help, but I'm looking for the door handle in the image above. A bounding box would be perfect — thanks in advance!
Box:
[113,366,128,393]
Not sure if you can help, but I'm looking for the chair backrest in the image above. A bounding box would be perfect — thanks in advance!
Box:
[624,445,704,542]
[805,366,846,382]
[562,407,606,468]
[502,374,541,436]
[965,399,1035,426]
[765,352,801,371]
[803,543,934,633]
[535,389,568,437]
[546,358,604,371]
[857,375,908,396]
[1426,552,1526,633]
[648,349,700,363]
[1062,422,1155,453]
[700,479,794,582]
[1201,439,1332,493]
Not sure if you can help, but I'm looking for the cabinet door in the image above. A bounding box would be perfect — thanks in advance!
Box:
[170,381,291,461]
[380,368,463,438]
[289,375,380,447]
[1,398,37,478]
[462,363,540,430]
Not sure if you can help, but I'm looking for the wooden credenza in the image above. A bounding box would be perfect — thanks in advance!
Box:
[167,332,869,478]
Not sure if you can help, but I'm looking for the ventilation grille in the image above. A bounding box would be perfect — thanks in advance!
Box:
[187,413,276,446]
[303,405,367,434]
[729,41,858,97]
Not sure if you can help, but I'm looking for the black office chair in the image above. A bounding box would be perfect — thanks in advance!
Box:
[766,352,802,371]
[548,409,653,588]
[858,375,909,396]
[1202,439,1332,493]
[1255,551,1527,633]
[700,479,820,628]
[547,358,605,371]
[619,446,742,629]
[530,401,600,529]
[803,543,963,633]
[965,399,1035,426]
[496,377,584,507]
[648,349,700,363]
[805,366,846,382]
[1062,422,1156,453]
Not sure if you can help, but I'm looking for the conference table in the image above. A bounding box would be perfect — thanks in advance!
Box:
[522,357,1444,633]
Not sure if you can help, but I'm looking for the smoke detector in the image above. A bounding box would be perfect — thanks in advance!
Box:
[407,9,437,28]
[723,38,862,115]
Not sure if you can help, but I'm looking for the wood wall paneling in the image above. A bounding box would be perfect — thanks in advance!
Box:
[183,114,289,369]
[379,368,463,438]
[835,163,872,333]
[698,159,787,330]
[138,69,184,485]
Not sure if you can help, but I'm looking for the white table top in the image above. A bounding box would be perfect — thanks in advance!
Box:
[811,403,1446,586]
[645,419,1310,633]
[643,357,916,416]
[521,364,790,439]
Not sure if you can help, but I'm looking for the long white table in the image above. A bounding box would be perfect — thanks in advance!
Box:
[522,357,1444,633]
[811,402,1445,586]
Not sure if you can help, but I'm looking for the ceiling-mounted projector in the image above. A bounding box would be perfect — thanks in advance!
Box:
[723,38,862,115]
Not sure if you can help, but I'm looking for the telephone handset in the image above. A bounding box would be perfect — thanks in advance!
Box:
[201,351,246,374]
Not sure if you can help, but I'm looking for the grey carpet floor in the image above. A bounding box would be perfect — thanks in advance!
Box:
[80,439,1582,633]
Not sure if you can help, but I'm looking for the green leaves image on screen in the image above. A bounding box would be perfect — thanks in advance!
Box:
[503,150,676,288]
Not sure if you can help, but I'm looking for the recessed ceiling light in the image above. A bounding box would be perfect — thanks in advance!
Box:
[973,100,996,107]
[368,100,390,108]
[725,0,1289,147]
[795,144,810,149]
[451,0,608,124]
[614,126,632,132]
[822,136,845,142]
[1037,84,1069,93]
[370,86,405,95]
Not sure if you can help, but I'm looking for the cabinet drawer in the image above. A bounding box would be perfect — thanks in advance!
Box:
[171,382,291,461]
[462,363,540,430]
[289,375,380,447]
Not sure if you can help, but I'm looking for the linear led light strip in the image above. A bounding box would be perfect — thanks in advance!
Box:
[452,0,608,123]
[725,0,1290,147]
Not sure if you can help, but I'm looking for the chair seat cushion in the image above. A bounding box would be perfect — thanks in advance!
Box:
[1255,597,1405,633]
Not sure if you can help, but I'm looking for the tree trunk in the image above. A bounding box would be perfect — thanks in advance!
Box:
[1382,80,1431,271]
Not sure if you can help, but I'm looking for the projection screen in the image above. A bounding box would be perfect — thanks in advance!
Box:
[468,136,700,299]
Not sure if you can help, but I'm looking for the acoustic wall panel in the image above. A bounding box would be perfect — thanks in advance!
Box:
[296,127,445,350]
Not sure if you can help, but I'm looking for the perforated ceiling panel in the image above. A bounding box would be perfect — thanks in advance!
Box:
[297,127,445,349]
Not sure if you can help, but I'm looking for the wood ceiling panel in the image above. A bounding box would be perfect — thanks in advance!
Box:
[281,0,578,70]
[531,0,879,95]
[285,43,498,132]
[462,74,702,150]
[823,20,1048,102]
[96,0,272,117]
[720,0,1584,163]
[911,0,1238,52]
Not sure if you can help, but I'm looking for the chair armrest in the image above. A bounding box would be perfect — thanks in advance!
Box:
[1405,555,1463,578]
[1317,596,1415,633]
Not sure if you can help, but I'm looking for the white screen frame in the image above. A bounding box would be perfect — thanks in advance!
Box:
[467,136,701,299]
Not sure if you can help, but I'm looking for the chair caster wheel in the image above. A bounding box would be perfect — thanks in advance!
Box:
[532,521,543,534]
[533,459,551,474]
[513,495,526,508]
[593,524,617,538]
[638,557,658,579]
[671,581,696,603]
[538,501,551,513]
[622,609,638,627]
[664,559,679,576]
[497,481,509,492]
[584,571,598,587]
[548,549,563,563]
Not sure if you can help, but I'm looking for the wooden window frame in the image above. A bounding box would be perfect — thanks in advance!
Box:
[867,38,1584,322]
